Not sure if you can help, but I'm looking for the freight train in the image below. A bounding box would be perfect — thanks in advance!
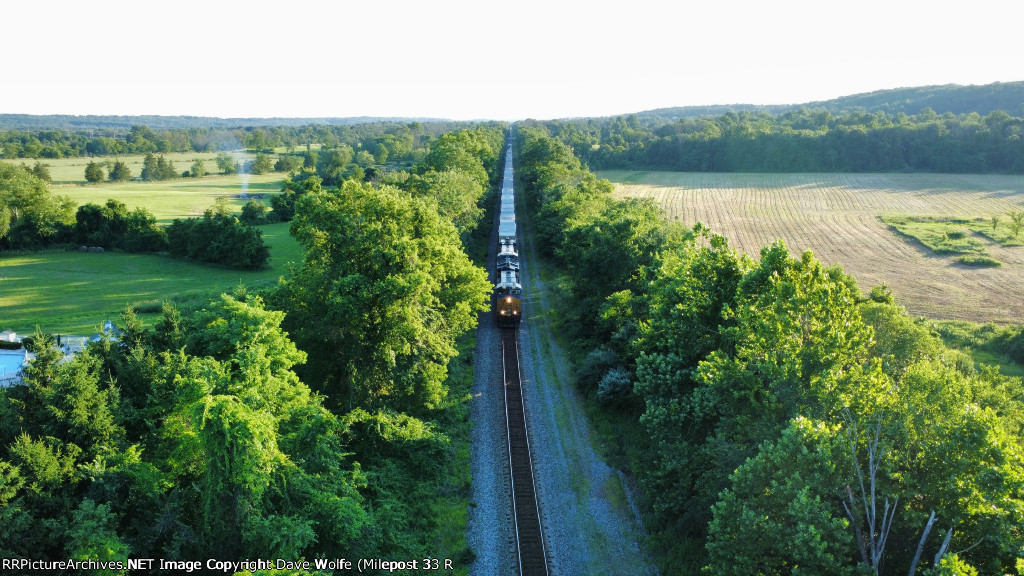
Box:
[495,144,522,328]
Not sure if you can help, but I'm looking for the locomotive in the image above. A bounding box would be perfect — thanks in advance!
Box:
[495,144,522,328]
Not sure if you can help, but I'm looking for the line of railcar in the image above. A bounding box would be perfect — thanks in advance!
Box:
[495,143,522,328]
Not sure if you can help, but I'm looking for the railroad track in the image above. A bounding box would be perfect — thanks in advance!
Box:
[501,327,549,576]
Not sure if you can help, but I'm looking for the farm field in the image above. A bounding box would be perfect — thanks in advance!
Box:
[601,171,1024,324]
[55,173,285,223]
[0,222,301,336]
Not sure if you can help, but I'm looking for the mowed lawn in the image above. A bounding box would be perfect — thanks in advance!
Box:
[0,222,302,336]
[602,171,1024,324]
[54,173,285,223]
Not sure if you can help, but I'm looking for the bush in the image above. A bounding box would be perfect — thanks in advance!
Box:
[84,161,105,183]
[958,255,1002,267]
[275,154,303,173]
[240,200,269,225]
[992,327,1024,365]
[166,210,270,269]
[576,346,618,392]
[597,368,633,405]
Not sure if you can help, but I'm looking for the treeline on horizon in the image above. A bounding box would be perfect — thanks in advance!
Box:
[514,126,1024,574]
[527,106,1024,173]
[0,120,485,163]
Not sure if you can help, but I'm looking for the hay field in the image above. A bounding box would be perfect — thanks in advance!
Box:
[602,171,1024,324]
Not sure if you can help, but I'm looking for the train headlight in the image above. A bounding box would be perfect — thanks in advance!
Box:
[506,297,511,303]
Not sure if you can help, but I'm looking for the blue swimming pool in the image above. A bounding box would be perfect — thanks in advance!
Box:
[0,351,26,377]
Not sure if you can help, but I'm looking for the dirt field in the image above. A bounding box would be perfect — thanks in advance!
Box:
[602,171,1024,324]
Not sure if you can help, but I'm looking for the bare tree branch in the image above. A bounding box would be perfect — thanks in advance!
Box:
[908,510,937,576]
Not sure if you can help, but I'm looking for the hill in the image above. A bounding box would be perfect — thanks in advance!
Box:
[636,80,1024,121]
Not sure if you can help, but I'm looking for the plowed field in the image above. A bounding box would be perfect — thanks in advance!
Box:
[603,171,1024,324]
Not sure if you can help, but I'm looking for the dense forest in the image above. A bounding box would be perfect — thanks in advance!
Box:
[526,106,1024,174]
[0,125,506,572]
[514,126,1024,574]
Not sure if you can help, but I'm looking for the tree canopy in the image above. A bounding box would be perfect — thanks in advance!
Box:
[279,180,490,413]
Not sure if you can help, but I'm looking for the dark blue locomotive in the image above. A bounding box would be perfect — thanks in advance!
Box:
[495,144,521,328]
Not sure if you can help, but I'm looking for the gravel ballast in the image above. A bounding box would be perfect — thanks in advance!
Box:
[467,166,659,575]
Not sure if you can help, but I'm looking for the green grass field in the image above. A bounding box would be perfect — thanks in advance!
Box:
[882,215,1023,254]
[881,216,991,255]
[31,151,275,185]
[0,222,302,336]
[56,173,285,223]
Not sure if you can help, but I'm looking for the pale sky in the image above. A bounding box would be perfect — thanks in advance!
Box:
[3,0,1021,120]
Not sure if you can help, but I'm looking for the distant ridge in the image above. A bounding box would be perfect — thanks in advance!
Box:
[0,114,450,131]
[635,81,1024,121]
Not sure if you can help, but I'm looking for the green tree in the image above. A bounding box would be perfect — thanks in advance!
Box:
[270,172,321,222]
[84,161,106,183]
[274,154,302,173]
[0,162,75,247]
[189,158,207,178]
[216,152,238,175]
[1007,208,1024,238]
[403,169,485,237]
[706,418,856,576]
[244,129,267,152]
[418,129,494,189]
[108,160,131,182]
[65,499,131,574]
[157,155,178,180]
[141,153,158,181]
[248,152,271,175]
[166,209,270,269]
[354,150,375,168]
[240,200,268,225]
[155,292,366,558]
[315,145,353,184]
[281,180,491,412]
[0,207,10,241]
[122,206,168,252]
[31,161,52,183]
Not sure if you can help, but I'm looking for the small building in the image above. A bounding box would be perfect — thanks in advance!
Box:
[0,330,20,343]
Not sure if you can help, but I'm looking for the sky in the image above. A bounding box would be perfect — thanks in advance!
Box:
[3,0,1021,121]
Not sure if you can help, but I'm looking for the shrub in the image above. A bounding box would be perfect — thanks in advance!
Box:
[576,346,618,392]
[958,255,1002,267]
[240,200,269,225]
[597,368,633,405]
[166,210,270,269]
